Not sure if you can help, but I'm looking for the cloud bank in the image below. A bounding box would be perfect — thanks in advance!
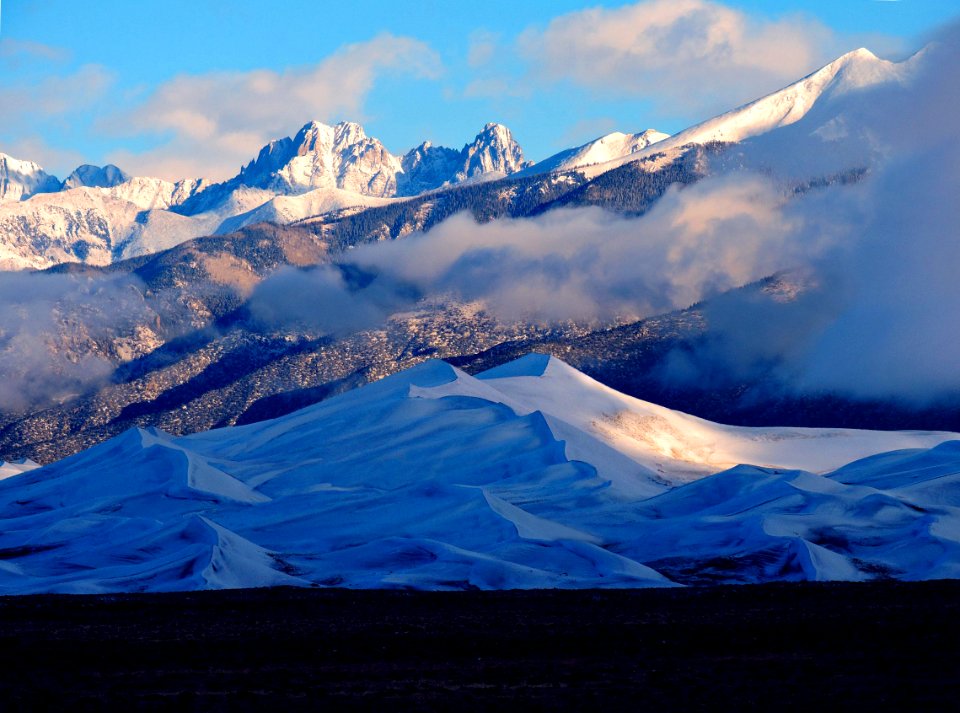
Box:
[349,178,807,323]
[0,272,154,413]
[659,24,960,403]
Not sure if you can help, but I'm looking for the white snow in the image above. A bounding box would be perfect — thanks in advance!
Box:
[575,47,920,180]
[0,459,39,481]
[524,129,670,176]
[417,354,954,484]
[0,183,221,269]
[1,354,957,593]
[214,186,394,234]
[267,120,403,198]
[0,119,531,269]
[0,153,60,203]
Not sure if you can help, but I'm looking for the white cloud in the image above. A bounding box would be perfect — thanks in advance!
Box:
[341,174,805,325]
[0,38,69,64]
[519,0,844,117]
[107,34,442,180]
[0,135,85,175]
[0,63,114,124]
[467,30,500,68]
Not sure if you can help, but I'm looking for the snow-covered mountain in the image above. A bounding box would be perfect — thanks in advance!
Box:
[524,128,670,176]
[663,48,912,148]
[0,46,924,270]
[0,121,531,270]
[399,141,462,195]
[0,178,217,270]
[0,354,955,594]
[572,47,918,179]
[177,120,530,213]
[456,122,531,182]
[61,163,131,190]
[215,186,394,234]
[397,122,531,194]
[237,120,402,197]
[0,153,61,203]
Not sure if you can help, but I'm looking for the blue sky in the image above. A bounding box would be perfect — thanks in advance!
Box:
[1,0,957,179]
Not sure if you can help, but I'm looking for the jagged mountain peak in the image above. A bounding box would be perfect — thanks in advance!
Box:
[334,120,368,143]
[230,119,533,198]
[397,140,461,196]
[459,122,530,181]
[231,120,398,197]
[814,45,912,98]
[474,122,519,145]
[292,120,370,152]
[846,47,877,60]
[0,153,61,203]
[0,152,46,173]
[479,122,511,136]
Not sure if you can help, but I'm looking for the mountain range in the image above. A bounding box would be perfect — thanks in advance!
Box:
[0,121,536,270]
[0,43,943,467]
[0,45,919,273]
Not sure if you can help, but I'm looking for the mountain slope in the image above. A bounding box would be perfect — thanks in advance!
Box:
[576,47,918,179]
[525,129,670,176]
[0,184,216,269]
[215,186,395,234]
[456,122,531,181]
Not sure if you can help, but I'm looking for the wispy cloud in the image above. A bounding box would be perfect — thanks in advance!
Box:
[105,34,442,180]
[514,0,848,118]
[0,135,85,175]
[0,63,114,127]
[246,173,805,332]
[0,38,69,64]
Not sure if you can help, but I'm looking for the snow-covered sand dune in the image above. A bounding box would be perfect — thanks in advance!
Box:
[0,459,39,482]
[0,355,957,593]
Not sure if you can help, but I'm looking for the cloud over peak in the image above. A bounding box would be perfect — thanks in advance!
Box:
[519,0,844,118]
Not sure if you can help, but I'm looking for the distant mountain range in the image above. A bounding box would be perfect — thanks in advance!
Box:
[0,45,919,272]
[0,122,536,270]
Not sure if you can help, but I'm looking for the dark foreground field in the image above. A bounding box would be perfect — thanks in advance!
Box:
[2,581,959,711]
